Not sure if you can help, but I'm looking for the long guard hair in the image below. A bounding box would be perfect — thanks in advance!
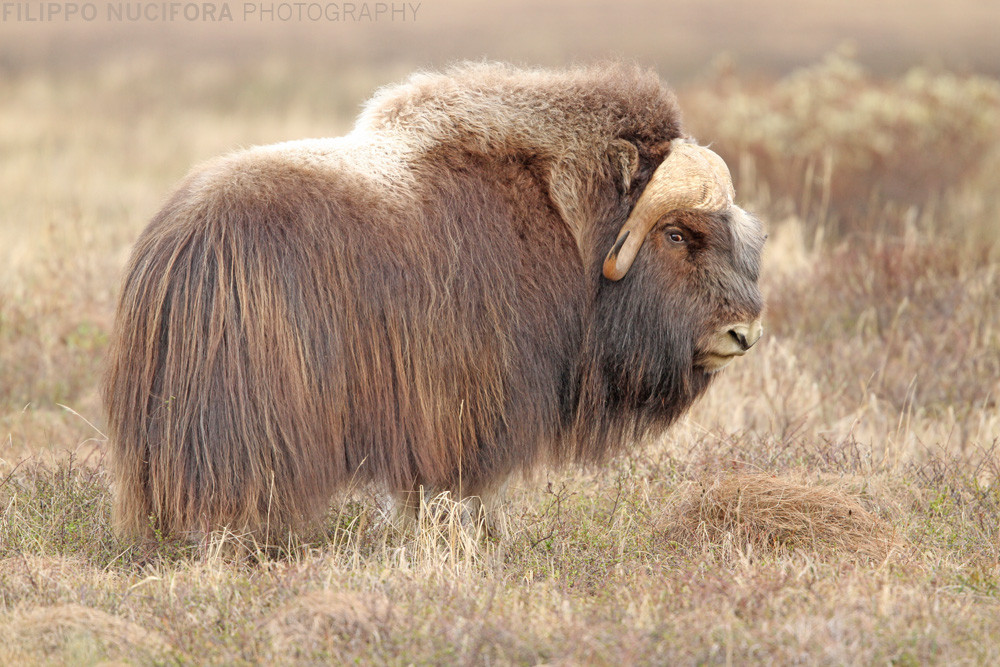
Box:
[104,62,762,538]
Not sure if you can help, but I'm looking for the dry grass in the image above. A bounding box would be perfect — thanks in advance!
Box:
[3,603,172,662]
[3,8,1000,663]
[3,455,1000,663]
[663,472,896,562]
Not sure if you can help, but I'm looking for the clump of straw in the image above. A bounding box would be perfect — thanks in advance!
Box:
[663,472,895,561]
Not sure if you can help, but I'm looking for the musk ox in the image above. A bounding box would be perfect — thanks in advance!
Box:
[103,62,765,539]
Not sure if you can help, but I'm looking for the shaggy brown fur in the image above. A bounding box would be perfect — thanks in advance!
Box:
[104,62,765,539]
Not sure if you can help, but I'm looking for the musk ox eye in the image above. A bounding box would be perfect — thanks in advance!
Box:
[666,229,686,245]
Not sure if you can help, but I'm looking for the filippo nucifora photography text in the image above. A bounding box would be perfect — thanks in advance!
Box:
[1,1,421,22]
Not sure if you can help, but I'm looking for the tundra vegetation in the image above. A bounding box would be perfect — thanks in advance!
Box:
[2,47,1000,666]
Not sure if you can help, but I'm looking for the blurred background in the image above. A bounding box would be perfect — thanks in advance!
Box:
[3,0,1000,77]
[1,0,998,462]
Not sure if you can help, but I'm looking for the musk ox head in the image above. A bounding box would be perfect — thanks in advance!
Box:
[571,137,765,453]
[604,139,763,370]
[103,62,765,540]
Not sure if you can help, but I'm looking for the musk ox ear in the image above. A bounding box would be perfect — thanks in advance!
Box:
[606,139,640,195]
[547,158,587,248]
[547,140,640,252]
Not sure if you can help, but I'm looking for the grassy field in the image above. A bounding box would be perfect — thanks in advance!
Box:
[2,5,1000,664]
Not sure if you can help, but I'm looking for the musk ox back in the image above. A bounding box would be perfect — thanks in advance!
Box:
[103,62,765,539]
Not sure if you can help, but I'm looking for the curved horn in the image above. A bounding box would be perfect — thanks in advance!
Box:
[602,139,735,281]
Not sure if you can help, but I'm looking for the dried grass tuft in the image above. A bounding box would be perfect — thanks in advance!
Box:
[662,472,896,562]
[262,590,392,654]
[3,603,171,659]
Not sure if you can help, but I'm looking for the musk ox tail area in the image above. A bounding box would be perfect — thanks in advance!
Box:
[103,180,345,539]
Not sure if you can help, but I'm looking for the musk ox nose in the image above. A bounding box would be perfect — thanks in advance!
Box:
[696,318,764,372]
[728,320,763,352]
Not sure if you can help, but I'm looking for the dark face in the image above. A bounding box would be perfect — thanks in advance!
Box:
[591,204,765,419]
[649,206,765,373]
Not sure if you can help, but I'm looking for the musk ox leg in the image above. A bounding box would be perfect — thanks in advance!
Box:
[466,479,510,537]
[387,483,423,530]
[389,479,507,537]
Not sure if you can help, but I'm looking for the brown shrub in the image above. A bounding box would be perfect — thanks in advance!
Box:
[684,49,1000,236]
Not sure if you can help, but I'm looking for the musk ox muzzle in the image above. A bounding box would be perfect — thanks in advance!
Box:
[103,62,765,540]
[698,319,764,372]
